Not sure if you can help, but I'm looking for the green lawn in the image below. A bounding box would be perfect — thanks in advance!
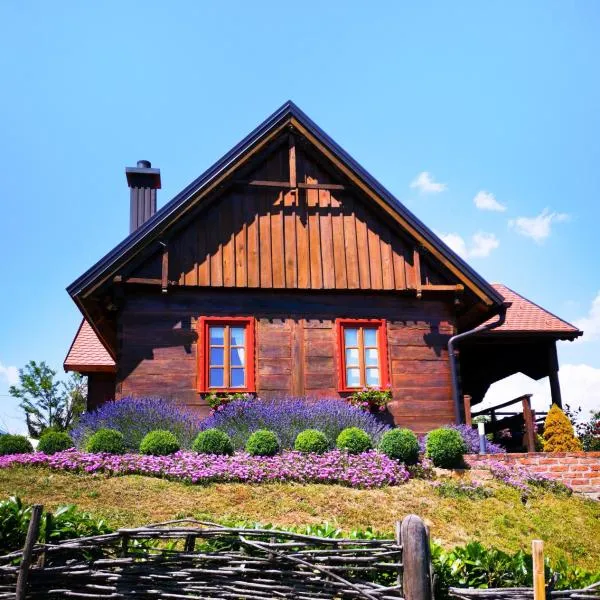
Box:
[1,466,598,569]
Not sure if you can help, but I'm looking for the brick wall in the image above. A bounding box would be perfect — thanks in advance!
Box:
[465,452,600,495]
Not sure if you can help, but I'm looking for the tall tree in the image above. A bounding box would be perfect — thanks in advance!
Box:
[8,361,86,437]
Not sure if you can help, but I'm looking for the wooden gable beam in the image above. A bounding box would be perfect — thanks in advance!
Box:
[161,242,169,293]
[413,248,422,299]
[289,133,297,188]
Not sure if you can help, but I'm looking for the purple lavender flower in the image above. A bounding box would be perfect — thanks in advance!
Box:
[199,397,391,450]
[71,397,203,451]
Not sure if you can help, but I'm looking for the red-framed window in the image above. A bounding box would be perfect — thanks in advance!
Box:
[197,317,255,393]
[336,319,389,392]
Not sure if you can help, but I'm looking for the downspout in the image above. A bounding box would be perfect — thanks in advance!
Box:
[448,302,510,424]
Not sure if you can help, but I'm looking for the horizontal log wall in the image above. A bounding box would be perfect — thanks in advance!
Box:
[117,289,456,432]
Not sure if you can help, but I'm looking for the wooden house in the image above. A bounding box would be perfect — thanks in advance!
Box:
[64,102,581,434]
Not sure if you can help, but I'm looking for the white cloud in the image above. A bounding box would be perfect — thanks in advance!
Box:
[480,364,600,421]
[439,231,499,259]
[509,208,569,243]
[574,291,600,342]
[0,362,18,386]
[473,190,506,212]
[410,171,447,194]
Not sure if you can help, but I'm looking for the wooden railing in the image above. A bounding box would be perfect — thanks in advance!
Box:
[463,394,543,453]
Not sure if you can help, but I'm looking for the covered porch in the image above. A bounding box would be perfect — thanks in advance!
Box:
[458,284,582,451]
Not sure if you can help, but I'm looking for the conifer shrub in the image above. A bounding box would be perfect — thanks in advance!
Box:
[336,427,372,454]
[85,429,125,454]
[0,435,33,456]
[139,430,180,456]
[426,428,467,468]
[192,429,233,455]
[378,428,419,464]
[294,429,330,454]
[245,430,280,456]
[543,404,582,452]
[37,431,73,455]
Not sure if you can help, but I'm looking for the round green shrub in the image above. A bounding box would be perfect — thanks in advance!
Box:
[378,428,419,464]
[38,431,73,455]
[192,429,233,455]
[85,429,125,454]
[245,430,280,456]
[294,429,329,454]
[0,434,33,456]
[336,427,372,454]
[139,430,180,456]
[425,428,467,468]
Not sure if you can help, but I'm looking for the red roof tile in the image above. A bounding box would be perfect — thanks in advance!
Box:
[484,283,582,338]
[64,320,116,372]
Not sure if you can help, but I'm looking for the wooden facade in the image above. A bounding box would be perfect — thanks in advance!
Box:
[117,290,455,432]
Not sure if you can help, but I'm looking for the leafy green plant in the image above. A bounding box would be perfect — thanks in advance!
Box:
[38,431,73,455]
[245,430,280,456]
[0,434,33,456]
[336,427,372,454]
[0,496,111,554]
[348,388,392,412]
[192,429,233,455]
[205,392,252,411]
[294,429,330,454]
[433,479,492,500]
[139,430,180,456]
[378,428,419,464]
[85,428,125,454]
[426,428,467,468]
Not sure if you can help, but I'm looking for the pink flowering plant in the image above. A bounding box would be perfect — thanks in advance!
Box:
[205,392,253,413]
[348,387,392,412]
[0,449,409,489]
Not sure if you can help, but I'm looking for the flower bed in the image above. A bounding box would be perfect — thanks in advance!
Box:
[0,449,410,488]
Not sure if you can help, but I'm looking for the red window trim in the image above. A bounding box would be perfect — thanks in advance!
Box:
[335,318,390,393]
[197,316,256,393]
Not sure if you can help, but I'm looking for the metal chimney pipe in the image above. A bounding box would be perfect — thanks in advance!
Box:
[125,160,161,233]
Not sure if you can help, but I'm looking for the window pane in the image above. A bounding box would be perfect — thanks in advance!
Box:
[346,368,361,387]
[209,347,224,366]
[231,368,245,388]
[364,328,377,347]
[230,327,245,346]
[209,326,224,345]
[230,347,245,367]
[366,368,380,386]
[209,368,224,387]
[365,347,379,366]
[344,328,358,347]
[345,348,359,367]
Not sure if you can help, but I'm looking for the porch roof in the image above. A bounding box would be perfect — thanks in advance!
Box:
[64,319,116,373]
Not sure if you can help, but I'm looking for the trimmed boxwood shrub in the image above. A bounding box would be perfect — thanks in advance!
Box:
[336,427,372,454]
[245,430,280,456]
[294,429,329,454]
[0,435,33,456]
[378,428,419,464]
[139,430,180,456]
[426,428,467,468]
[192,429,233,455]
[38,431,73,455]
[85,429,125,455]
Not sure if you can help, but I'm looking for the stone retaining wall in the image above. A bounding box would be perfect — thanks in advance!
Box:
[465,452,600,496]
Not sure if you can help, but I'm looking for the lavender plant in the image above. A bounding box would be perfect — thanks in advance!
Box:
[71,397,202,451]
[200,397,390,450]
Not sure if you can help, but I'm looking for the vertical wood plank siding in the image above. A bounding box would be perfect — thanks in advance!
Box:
[135,144,449,292]
[117,289,456,433]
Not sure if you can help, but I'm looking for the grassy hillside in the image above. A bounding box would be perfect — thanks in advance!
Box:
[1,466,598,569]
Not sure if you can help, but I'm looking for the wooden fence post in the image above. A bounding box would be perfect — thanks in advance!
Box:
[401,515,432,600]
[463,395,472,427]
[16,503,43,600]
[532,540,545,600]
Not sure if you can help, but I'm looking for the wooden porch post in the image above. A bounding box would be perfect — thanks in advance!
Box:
[522,395,536,453]
[547,342,562,409]
[463,395,472,427]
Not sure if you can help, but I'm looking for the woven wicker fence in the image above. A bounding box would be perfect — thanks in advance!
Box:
[0,509,434,600]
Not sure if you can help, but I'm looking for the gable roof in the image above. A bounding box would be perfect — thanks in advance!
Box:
[66,101,504,309]
[481,283,582,340]
[64,319,116,372]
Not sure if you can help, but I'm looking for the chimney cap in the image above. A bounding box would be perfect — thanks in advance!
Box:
[125,159,161,189]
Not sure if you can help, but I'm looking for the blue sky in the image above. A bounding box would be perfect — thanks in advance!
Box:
[1,1,599,432]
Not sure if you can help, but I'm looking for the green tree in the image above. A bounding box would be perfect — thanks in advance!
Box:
[8,361,87,437]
